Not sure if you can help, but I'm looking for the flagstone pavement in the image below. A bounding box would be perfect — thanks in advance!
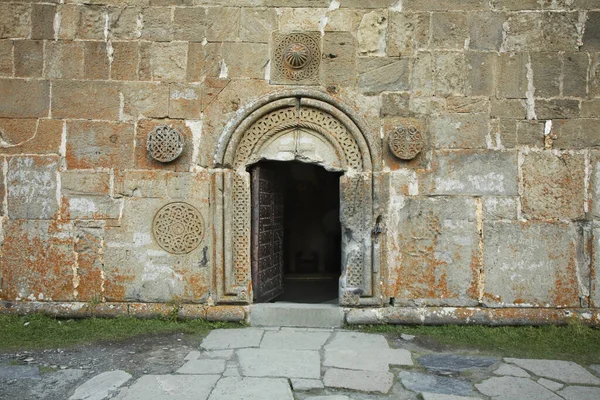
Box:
[4,327,600,400]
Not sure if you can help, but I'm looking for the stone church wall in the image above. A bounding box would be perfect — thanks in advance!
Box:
[0,0,599,323]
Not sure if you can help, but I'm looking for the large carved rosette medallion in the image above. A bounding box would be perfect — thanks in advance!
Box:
[271,32,320,85]
[388,125,424,160]
[147,125,184,163]
[153,202,204,254]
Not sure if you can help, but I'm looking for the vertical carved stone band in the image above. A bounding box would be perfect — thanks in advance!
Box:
[153,202,204,254]
[271,32,320,85]
[147,125,184,163]
[388,125,424,160]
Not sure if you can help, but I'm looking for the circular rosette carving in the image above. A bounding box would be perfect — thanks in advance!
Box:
[147,125,184,163]
[152,202,204,254]
[273,33,320,81]
[388,125,424,160]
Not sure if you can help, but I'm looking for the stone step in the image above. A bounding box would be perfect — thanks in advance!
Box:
[249,303,345,328]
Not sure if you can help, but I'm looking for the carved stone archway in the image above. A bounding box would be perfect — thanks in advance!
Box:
[212,91,383,306]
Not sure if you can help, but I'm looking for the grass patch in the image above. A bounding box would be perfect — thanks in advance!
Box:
[0,314,242,351]
[356,323,600,365]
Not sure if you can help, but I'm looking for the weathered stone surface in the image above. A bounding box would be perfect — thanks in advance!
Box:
[66,121,135,170]
[0,79,49,118]
[206,7,240,42]
[260,329,331,350]
[46,41,84,80]
[111,42,139,81]
[496,53,527,99]
[466,52,495,96]
[326,331,389,349]
[0,365,40,380]
[7,156,58,219]
[521,151,585,220]
[176,359,226,375]
[83,41,109,80]
[202,328,264,350]
[505,358,600,385]
[517,121,545,147]
[419,354,498,372]
[404,0,487,10]
[357,10,388,56]
[469,12,505,50]
[304,397,351,400]
[14,40,43,78]
[427,150,518,196]
[431,114,488,149]
[537,378,564,392]
[240,8,277,43]
[0,3,31,39]
[358,58,409,95]
[323,368,393,394]
[494,363,530,377]
[324,347,412,371]
[53,81,120,120]
[61,170,120,220]
[563,52,589,96]
[208,377,293,400]
[387,12,429,56]
[399,371,475,397]
[558,386,600,400]
[582,12,600,51]
[70,370,132,400]
[291,379,324,391]
[483,197,518,220]
[484,222,581,307]
[141,7,172,42]
[32,4,56,40]
[122,82,170,119]
[0,40,12,77]
[238,349,320,379]
[0,118,62,155]
[431,12,468,49]
[476,377,562,400]
[387,196,480,306]
[421,394,477,400]
[322,32,357,88]
[116,375,219,400]
[535,99,580,119]
[501,13,544,52]
[76,6,105,40]
[552,119,600,149]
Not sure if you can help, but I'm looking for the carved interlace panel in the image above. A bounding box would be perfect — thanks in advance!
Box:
[233,174,251,286]
[153,202,204,254]
[147,125,184,163]
[271,32,320,85]
[388,125,424,160]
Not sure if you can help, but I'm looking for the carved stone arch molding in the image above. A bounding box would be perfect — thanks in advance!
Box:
[212,90,383,306]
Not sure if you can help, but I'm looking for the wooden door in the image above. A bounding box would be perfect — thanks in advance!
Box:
[251,164,285,302]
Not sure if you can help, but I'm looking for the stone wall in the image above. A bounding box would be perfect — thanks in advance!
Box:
[0,0,599,322]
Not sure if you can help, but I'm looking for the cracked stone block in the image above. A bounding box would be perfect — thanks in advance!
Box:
[176,359,226,375]
[476,377,562,400]
[323,368,394,394]
[208,377,293,400]
[69,370,132,400]
[238,349,320,379]
[116,374,219,400]
[504,358,600,385]
[398,371,476,397]
[201,328,264,350]
[419,354,498,372]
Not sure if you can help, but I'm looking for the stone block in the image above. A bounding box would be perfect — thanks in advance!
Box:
[114,170,169,198]
[173,7,206,42]
[492,0,541,10]
[592,53,600,98]
[0,3,31,39]
[186,42,205,82]
[404,0,487,10]
[203,42,268,80]
[52,81,120,120]
[433,52,466,96]
[108,7,139,40]
[430,12,468,50]
[122,82,169,119]
[490,99,527,119]
[516,120,545,148]
[0,40,11,77]
[535,99,579,120]
[240,8,277,43]
[381,93,410,117]
[208,377,293,400]
[238,349,320,379]
[491,119,518,149]
[206,7,240,42]
[76,6,106,40]
[250,303,344,328]
[446,97,489,114]
[592,151,600,219]
[521,151,585,220]
[66,121,135,170]
[531,52,561,98]
[141,7,172,42]
[201,328,264,350]
[0,160,4,215]
[357,10,388,56]
[398,371,477,397]
[62,171,111,196]
[468,12,505,50]
[505,358,600,385]
[14,40,43,78]
[176,359,226,374]
[83,41,109,80]
[542,12,581,51]
[594,223,600,306]
[322,31,357,88]
[387,196,480,306]
[0,118,62,155]
[582,12,600,51]
[260,330,331,350]
[358,57,409,95]
[61,171,120,220]
[0,79,49,118]
[324,369,394,394]
[168,83,201,119]
[427,150,518,196]
[103,197,210,302]
[145,42,187,82]
[324,8,363,32]
[111,41,139,81]
[483,197,519,220]
[496,53,527,98]
[73,226,105,301]
[7,156,58,219]
[466,52,495,96]
[387,12,429,57]
[552,119,600,149]
[56,4,78,40]
[45,41,85,79]
[70,370,132,400]
[278,8,328,32]
[582,100,600,117]
[0,220,76,301]
[484,221,581,307]
[431,114,488,149]
[135,119,192,172]
[501,13,544,52]
[31,4,56,40]
[476,377,562,400]
[563,52,589,97]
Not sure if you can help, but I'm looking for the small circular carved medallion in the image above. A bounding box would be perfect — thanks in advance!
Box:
[388,125,424,160]
[153,202,204,254]
[274,33,320,81]
[147,125,184,163]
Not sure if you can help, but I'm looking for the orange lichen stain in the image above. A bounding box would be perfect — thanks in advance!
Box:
[102,274,132,301]
[552,241,580,307]
[60,197,71,220]
[466,250,482,300]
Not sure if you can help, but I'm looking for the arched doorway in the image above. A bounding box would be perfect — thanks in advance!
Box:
[212,92,383,307]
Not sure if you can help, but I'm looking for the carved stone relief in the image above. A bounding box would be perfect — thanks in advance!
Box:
[271,32,321,85]
[153,202,204,254]
[147,125,184,162]
[388,125,424,160]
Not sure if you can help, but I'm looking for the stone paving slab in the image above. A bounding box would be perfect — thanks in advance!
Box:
[208,377,293,400]
[419,354,498,372]
[557,385,600,400]
[421,393,480,400]
[493,363,530,378]
[537,378,564,392]
[324,348,412,371]
[305,396,353,400]
[323,368,394,394]
[398,371,476,397]
[0,365,40,380]
[176,359,226,375]
[260,329,331,350]
[291,378,324,391]
[200,350,234,359]
[505,358,600,385]
[201,328,264,350]
[475,376,562,400]
[69,370,132,400]
[238,348,321,379]
[114,375,219,400]
[325,331,390,349]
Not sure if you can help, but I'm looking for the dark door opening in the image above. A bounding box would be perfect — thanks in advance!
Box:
[250,160,342,304]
